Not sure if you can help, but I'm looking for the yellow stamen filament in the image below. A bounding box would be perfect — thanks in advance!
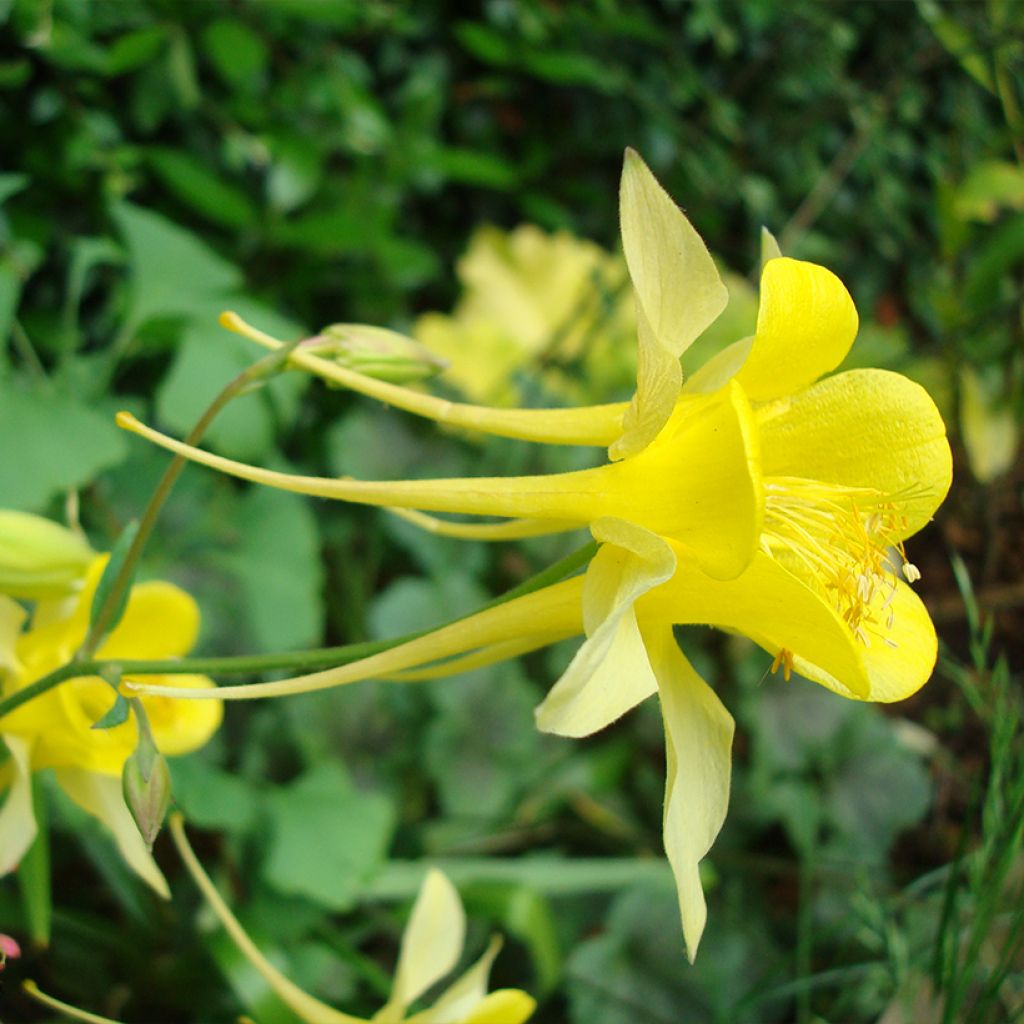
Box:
[770,648,794,681]
[220,311,627,447]
[388,507,565,541]
[761,477,922,650]
[21,981,122,1024]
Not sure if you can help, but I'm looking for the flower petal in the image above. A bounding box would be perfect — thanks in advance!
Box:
[640,549,870,699]
[99,581,200,660]
[644,628,733,962]
[388,868,465,1014]
[534,520,675,738]
[793,578,937,704]
[757,368,952,536]
[0,735,36,875]
[0,594,27,675]
[459,990,536,1024]
[53,767,170,898]
[411,935,506,1023]
[611,149,728,459]
[735,258,858,401]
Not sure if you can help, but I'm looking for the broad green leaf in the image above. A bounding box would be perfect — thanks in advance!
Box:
[104,25,167,76]
[111,201,243,331]
[170,757,260,833]
[147,148,257,230]
[200,18,268,91]
[226,484,324,651]
[0,173,27,206]
[955,161,1024,223]
[262,763,394,911]
[0,376,127,510]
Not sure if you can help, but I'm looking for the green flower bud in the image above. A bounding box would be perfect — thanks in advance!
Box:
[0,511,94,600]
[122,703,172,850]
[303,324,448,385]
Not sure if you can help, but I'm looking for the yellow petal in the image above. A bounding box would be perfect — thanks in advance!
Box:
[136,674,223,756]
[792,578,937,704]
[644,629,733,962]
[735,258,858,401]
[387,868,465,1015]
[0,735,36,875]
[170,815,360,1024]
[459,990,536,1024]
[55,768,170,898]
[534,520,675,738]
[410,935,502,1023]
[99,581,200,660]
[757,368,952,537]
[639,549,870,699]
[611,150,728,458]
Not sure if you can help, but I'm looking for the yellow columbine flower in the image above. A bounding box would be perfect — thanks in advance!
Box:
[0,558,222,895]
[0,510,94,600]
[169,815,534,1024]
[414,223,636,405]
[120,150,952,956]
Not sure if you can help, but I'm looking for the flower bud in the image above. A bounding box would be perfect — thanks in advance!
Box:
[302,324,448,384]
[0,511,94,600]
[122,723,172,850]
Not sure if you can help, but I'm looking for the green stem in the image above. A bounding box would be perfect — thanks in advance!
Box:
[0,540,597,722]
[80,340,302,659]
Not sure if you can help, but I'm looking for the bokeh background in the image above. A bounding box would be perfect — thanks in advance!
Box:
[1,1,1023,1021]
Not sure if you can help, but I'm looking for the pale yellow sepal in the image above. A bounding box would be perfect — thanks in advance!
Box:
[534,519,675,738]
[0,735,36,875]
[735,257,858,402]
[760,227,783,266]
[645,628,733,962]
[55,768,169,898]
[757,368,952,538]
[611,149,728,459]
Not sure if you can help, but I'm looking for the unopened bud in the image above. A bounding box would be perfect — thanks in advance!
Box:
[122,704,172,849]
[0,511,93,600]
[302,324,448,384]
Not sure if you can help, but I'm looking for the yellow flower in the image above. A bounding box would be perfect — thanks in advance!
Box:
[0,510,94,600]
[0,558,222,895]
[120,150,952,955]
[414,224,636,406]
[170,815,535,1024]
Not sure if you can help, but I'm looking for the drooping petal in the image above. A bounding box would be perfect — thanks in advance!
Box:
[534,520,675,738]
[639,548,871,699]
[757,368,952,536]
[792,577,937,704]
[0,735,36,875]
[611,150,728,459]
[170,816,360,1024]
[54,768,170,898]
[407,936,501,1023]
[735,258,859,402]
[386,869,465,1017]
[99,581,200,660]
[645,628,733,962]
[0,594,26,675]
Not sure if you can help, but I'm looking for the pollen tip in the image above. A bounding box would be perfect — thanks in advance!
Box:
[218,310,243,332]
[115,410,139,431]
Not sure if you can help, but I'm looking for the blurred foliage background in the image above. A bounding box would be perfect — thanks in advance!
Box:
[1,0,1024,1021]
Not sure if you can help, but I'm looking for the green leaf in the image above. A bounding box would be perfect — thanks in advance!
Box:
[91,692,130,730]
[262,763,394,911]
[200,18,268,91]
[0,173,27,206]
[170,757,260,833]
[954,161,1024,223]
[227,484,324,651]
[0,376,127,510]
[147,147,257,230]
[104,25,167,76]
[111,201,243,331]
[88,519,139,640]
[427,147,520,190]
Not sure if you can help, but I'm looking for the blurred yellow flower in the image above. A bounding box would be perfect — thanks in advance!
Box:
[121,150,952,956]
[0,557,221,895]
[0,510,93,601]
[415,224,636,405]
[171,815,535,1024]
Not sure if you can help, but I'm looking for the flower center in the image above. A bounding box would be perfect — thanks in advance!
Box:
[761,476,921,649]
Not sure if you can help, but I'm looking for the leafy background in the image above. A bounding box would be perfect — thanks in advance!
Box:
[1,0,1023,1021]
